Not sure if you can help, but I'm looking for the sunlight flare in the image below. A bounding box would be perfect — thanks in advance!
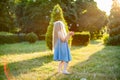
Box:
[94,0,113,15]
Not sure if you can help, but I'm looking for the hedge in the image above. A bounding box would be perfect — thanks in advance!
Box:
[103,33,109,45]
[0,32,26,44]
[106,34,120,45]
[72,32,90,46]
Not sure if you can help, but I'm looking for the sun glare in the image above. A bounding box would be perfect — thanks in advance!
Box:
[94,0,113,15]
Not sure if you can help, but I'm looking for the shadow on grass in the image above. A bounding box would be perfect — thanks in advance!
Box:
[0,65,6,80]
[0,41,49,55]
[71,40,102,51]
[2,54,53,79]
[49,46,120,80]
[71,45,84,51]
[46,72,59,80]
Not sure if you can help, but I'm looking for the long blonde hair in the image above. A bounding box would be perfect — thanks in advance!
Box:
[53,21,67,49]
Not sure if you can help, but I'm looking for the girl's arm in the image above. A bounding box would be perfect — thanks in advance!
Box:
[58,31,74,42]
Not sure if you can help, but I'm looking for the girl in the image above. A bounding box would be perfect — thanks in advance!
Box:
[53,21,74,74]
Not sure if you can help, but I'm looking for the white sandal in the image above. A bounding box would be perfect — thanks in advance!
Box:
[62,70,71,74]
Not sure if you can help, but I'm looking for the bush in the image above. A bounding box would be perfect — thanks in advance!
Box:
[72,32,90,46]
[25,32,38,43]
[103,33,109,44]
[0,35,19,44]
[90,31,103,40]
[106,34,120,45]
[0,32,26,44]
[0,31,13,35]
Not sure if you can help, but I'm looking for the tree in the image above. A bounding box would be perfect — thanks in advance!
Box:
[46,4,69,50]
[0,0,15,32]
[109,0,120,37]
[107,0,120,45]
[62,0,107,39]
[76,0,107,38]
[15,0,55,35]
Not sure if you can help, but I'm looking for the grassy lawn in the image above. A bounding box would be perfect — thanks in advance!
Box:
[0,40,120,80]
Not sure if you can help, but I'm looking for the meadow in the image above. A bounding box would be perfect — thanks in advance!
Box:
[0,40,120,80]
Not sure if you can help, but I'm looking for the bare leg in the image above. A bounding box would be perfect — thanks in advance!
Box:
[58,61,64,73]
[63,62,70,74]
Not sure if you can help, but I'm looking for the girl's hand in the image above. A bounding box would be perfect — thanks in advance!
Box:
[69,31,74,36]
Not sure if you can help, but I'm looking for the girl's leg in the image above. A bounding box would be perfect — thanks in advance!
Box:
[63,62,70,74]
[58,61,64,73]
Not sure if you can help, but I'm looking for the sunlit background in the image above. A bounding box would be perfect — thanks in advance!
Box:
[94,0,120,15]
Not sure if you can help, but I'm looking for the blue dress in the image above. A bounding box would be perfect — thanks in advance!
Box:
[53,38,72,62]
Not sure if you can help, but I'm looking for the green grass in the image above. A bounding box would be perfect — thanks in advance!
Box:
[0,40,120,80]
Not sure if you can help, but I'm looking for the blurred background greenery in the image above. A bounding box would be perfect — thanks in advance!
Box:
[0,0,120,45]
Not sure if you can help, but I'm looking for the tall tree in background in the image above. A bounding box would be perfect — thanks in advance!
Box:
[46,4,69,50]
[0,0,15,32]
[61,0,107,39]
[0,0,107,39]
[75,0,107,39]
[107,0,120,45]
[58,0,78,31]
[15,0,59,35]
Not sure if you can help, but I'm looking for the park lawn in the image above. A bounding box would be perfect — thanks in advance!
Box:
[0,40,120,80]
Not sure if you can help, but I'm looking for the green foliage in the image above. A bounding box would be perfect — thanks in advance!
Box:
[15,0,53,35]
[38,35,45,40]
[0,0,16,32]
[107,0,120,45]
[25,32,38,43]
[65,0,107,34]
[72,32,90,46]
[106,34,120,45]
[0,31,13,35]
[46,4,70,50]
[0,0,107,38]
[0,32,26,44]
[63,0,107,40]
[0,35,19,44]
[90,31,103,40]
[109,26,120,37]
[18,33,26,42]
[103,33,109,45]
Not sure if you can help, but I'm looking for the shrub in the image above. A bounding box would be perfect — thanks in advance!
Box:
[25,32,38,43]
[103,33,109,45]
[90,31,103,40]
[46,4,70,50]
[0,31,13,35]
[0,32,26,44]
[0,35,19,44]
[72,32,90,46]
[106,34,120,45]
